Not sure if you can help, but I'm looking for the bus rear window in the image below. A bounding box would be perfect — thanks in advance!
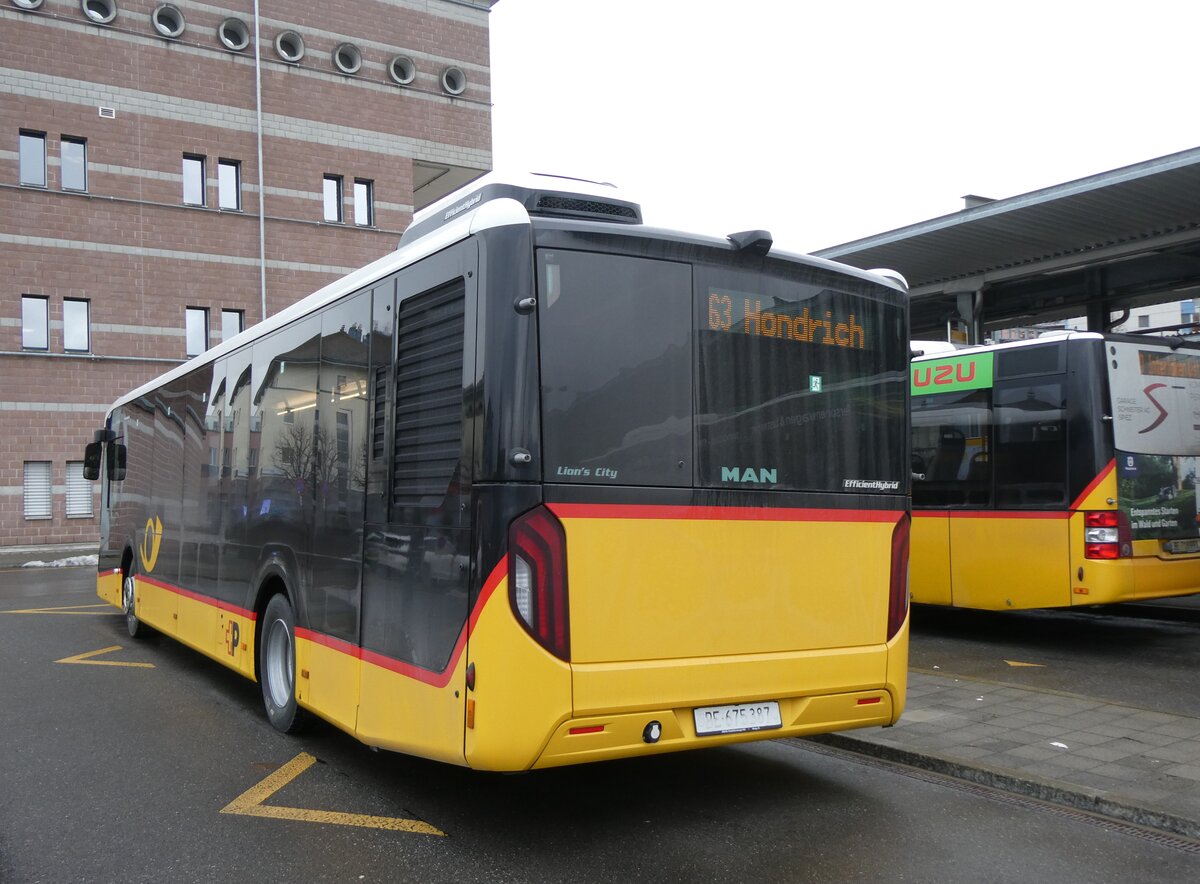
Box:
[537,250,692,486]
[695,266,907,493]
[536,249,907,492]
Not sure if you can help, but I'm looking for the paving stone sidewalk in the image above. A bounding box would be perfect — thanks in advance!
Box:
[820,669,1200,839]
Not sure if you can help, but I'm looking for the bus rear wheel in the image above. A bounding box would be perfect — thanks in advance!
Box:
[122,570,145,638]
[260,593,309,734]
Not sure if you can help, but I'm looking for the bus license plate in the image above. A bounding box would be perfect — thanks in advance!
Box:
[1165,538,1200,554]
[694,701,782,736]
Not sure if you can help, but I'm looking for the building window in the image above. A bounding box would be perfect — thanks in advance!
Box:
[218,18,250,52]
[61,137,87,191]
[151,3,185,38]
[66,461,93,518]
[275,30,305,63]
[218,159,241,210]
[183,154,205,206]
[81,0,117,25]
[1138,315,1150,329]
[323,174,343,222]
[64,298,90,352]
[23,461,52,520]
[221,309,244,342]
[354,179,374,226]
[186,307,209,356]
[19,131,46,187]
[21,295,48,350]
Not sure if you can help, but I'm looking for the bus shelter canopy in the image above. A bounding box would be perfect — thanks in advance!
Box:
[814,146,1200,339]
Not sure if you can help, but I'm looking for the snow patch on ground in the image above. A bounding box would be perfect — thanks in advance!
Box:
[21,555,99,569]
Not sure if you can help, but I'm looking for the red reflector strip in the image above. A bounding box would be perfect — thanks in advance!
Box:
[857,697,882,706]
[568,725,605,735]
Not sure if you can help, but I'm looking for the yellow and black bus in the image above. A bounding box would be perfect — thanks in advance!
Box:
[85,173,910,770]
[911,332,1200,610]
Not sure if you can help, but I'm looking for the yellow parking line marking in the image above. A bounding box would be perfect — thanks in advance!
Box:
[4,604,116,616]
[1004,659,1045,668]
[220,752,445,836]
[56,645,156,668]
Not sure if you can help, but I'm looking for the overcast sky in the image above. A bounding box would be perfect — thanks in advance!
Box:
[489,1,1198,254]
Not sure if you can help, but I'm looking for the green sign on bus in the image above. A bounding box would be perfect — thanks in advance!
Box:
[911,352,994,396]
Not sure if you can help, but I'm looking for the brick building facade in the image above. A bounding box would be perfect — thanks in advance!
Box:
[1,0,494,556]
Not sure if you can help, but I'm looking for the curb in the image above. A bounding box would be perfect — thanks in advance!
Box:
[805,732,1200,842]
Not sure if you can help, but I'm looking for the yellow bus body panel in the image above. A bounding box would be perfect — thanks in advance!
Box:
[1067,470,1200,605]
[295,635,361,737]
[465,572,573,771]
[562,514,892,661]
[948,515,1069,610]
[910,513,952,605]
[176,593,256,678]
[98,569,122,608]
[356,655,468,766]
[535,622,908,769]
[135,576,179,635]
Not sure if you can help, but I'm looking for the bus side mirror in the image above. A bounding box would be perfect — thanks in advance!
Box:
[107,442,127,482]
[83,442,102,481]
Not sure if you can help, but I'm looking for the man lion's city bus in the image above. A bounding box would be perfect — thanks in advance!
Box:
[911,332,1200,610]
[85,173,911,771]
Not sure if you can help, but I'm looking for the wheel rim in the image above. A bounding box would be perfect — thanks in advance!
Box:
[264,616,294,709]
[122,575,137,626]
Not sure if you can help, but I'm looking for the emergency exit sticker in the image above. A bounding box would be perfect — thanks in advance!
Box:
[809,376,823,393]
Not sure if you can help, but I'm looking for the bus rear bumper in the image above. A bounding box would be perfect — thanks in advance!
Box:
[1075,554,1200,605]
[531,688,896,769]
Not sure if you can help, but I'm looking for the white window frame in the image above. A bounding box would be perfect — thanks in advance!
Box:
[63,298,90,352]
[21,295,49,350]
[221,309,244,342]
[61,136,88,192]
[218,158,241,210]
[183,154,206,206]
[66,461,93,518]
[323,174,343,222]
[186,306,209,356]
[19,131,46,187]
[354,179,374,227]
[24,461,53,520]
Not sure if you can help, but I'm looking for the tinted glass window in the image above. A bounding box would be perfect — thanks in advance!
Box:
[696,265,907,492]
[537,250,692,486]
[912,388,992,507]
[994,381,1067,507]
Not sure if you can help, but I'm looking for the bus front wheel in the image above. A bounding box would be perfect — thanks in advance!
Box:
[260,593,308,734]
[122,570,145,639]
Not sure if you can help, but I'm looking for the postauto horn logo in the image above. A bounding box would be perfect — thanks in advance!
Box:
[139,516,163,573]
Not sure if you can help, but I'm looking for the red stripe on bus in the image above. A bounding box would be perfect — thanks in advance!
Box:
[547,504,904,523]
[137,575,257,619]
[295,627,359,658]
[1069,459,1116,511]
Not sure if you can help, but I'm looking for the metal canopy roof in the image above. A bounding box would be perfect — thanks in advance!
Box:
[814,147,1200,336]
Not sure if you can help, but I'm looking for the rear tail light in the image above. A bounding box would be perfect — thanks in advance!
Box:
[1083,510,1131,559]
[887,513,910,641]
[509,505,570,660]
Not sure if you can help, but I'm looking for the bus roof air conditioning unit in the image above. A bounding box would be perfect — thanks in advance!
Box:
[400,172,643,247]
